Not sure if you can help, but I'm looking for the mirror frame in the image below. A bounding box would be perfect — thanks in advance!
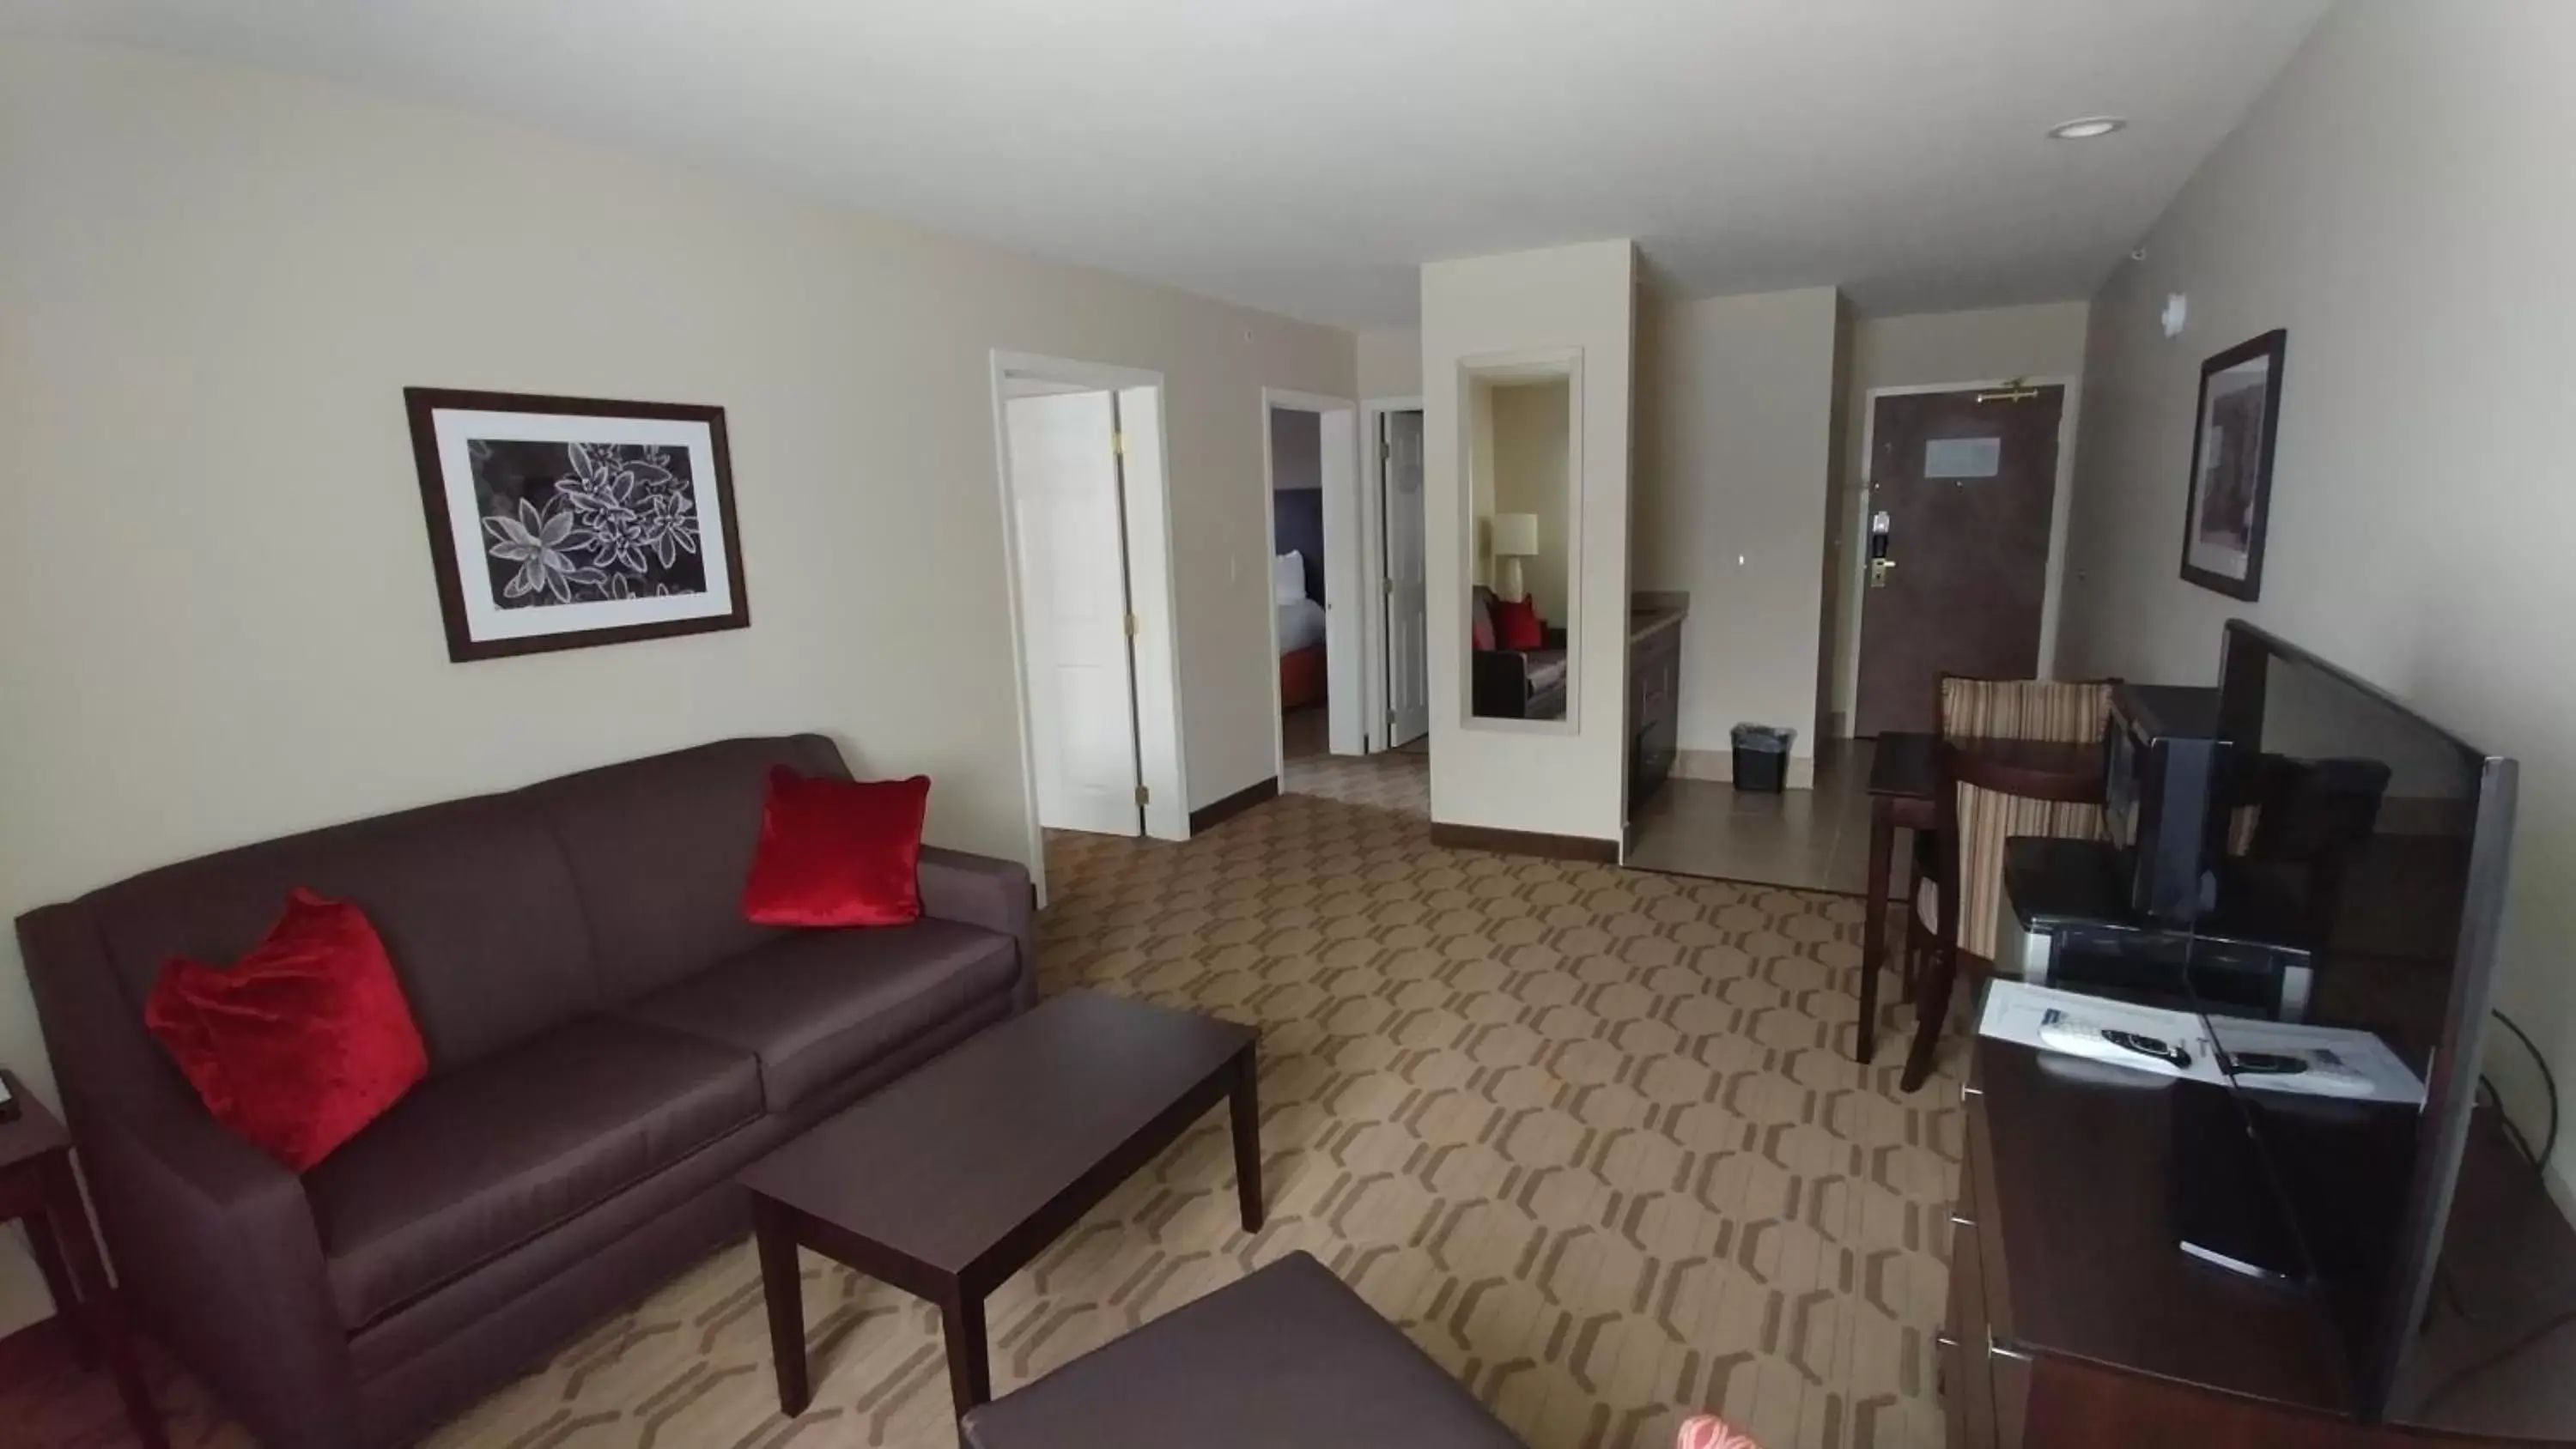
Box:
[1455,346,1584,737]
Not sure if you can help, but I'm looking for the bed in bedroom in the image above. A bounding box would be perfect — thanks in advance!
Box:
[1274,549,1327,712]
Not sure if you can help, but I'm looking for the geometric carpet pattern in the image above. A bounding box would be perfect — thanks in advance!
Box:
[14,752,1964,1449]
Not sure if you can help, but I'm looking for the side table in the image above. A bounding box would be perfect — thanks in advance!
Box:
[1,1067,167,1449]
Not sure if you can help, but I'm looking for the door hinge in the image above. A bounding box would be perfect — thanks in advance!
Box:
[1110,430,1126,456]
[1388,710,1399,730]
[1133,785,1150,806]
[1123,612,1139,637]
[1383,576,1397,596]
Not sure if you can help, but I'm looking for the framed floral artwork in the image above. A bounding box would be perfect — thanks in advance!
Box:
[404,389,750,661]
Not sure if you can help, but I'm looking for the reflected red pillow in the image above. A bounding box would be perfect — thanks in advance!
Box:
[1492,597,1546,651]
[144,889,428,1172]
[741,767,931,927]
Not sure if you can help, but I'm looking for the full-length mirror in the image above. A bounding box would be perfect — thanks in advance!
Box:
[1463,355,1580,724]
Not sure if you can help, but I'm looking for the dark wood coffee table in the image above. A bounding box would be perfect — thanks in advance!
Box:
[738,990,1261,1421]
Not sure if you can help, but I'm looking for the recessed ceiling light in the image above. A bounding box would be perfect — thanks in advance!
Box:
[2049,116,2128,141]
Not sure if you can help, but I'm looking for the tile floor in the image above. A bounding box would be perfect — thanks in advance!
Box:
[1625,742,1909,900]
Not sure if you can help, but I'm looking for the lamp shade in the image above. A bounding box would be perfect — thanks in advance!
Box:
[1490,512,1540,557]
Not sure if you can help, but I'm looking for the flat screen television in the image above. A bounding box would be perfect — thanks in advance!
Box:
[2205,620,2519,1421]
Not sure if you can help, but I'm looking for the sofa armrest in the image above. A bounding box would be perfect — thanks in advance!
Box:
[917,846,1037,1007]
[1471,649,1530,718]
[15,903,358,1448]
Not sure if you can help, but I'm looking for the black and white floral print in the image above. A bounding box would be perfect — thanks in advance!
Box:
[470,440,708,609]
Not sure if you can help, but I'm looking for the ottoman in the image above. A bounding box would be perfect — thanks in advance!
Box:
[957,1252,1526,1448]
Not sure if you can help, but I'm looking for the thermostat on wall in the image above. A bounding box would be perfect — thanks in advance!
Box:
[2160,293,2189,339]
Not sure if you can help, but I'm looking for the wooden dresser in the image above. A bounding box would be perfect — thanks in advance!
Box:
[1945,1038,2576,1448]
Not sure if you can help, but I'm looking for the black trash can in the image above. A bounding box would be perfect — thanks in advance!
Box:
[1730,724,1795,793]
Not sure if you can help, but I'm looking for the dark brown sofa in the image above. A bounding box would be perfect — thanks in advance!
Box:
[15,734,1036,1449]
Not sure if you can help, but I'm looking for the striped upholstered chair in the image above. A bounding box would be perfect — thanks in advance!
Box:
[1898,676,2114,1089]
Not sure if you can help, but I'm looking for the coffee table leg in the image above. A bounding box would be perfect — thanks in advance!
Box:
[1230,1046,1265,1232]
[752,1197,811,1416]
[938,1283,990,1418]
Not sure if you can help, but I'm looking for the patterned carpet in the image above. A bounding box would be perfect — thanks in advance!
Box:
[15,749,1964,1449]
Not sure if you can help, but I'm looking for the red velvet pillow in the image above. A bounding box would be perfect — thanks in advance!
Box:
[144,889,428,1172]
[741,767,931,927]
[1493,597,1546,651]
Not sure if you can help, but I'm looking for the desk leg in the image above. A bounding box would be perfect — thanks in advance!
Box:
[752,1197,811,1416]
[1230,1046,1266,1233]
[1858,799,1893,1064]
[42,1155,165,1449]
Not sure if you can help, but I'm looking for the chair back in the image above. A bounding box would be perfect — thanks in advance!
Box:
[1937,676,2115,745]
[1935,737,2105,961]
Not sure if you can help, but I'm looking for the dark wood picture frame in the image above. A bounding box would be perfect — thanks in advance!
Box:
[2178,329,2287,601]
[404,387,750,662]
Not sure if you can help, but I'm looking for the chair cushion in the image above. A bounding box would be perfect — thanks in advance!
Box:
[1522,649,1568,694]
[960,1251,1526,1449]
[305,1016,760,1330]
[616,919,1021,1112]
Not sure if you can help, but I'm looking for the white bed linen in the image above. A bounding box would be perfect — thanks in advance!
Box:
[1276,597,1327,654]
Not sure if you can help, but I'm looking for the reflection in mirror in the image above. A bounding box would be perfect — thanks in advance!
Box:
[1465,365,1575,724]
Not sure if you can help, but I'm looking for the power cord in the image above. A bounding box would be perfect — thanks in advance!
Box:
[2486,1008,2558,1178]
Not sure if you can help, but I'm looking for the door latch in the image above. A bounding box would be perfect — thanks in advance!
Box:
[1867,510,1893,589]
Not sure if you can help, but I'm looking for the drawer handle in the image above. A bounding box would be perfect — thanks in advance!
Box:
[1986,1328,2032,1365]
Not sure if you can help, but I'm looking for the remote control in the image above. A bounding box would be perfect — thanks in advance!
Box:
[2225,1046,2375,1098]
[2038,1009,2195,1074]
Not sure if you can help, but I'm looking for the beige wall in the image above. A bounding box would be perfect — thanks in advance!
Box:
[1424,242,1635,843]
[0,39,1351,1149]
[1356,326,1424,399]
[1487,380,1572,623]
[1633,287,1841,765]
[2057,0,2576,1206]
[1826,300,2092,730]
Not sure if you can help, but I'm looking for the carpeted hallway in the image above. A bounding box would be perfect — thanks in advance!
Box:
[17,754,1963,1449]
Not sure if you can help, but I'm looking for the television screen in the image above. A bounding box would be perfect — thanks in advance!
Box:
[2200,621,2518,1419]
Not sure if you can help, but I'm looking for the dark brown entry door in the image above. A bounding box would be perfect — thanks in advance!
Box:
[1854,385,2065,736]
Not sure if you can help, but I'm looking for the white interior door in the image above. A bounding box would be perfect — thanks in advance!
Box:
[1005,391,1142,835]
[1382,410,1431,746]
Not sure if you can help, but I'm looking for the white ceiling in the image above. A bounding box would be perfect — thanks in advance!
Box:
[4,0,2331,329]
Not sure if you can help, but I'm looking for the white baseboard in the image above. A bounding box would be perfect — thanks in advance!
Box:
[1674,748,1816,790]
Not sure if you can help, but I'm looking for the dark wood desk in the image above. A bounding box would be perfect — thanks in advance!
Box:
[1950,1037,2576,1446]
[0,1069,166,1449]
[1856,733,2103,1065]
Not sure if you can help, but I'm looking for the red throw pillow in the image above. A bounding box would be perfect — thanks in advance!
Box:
[741,767,931,927]
[144,889,428,1172]
[1493,597,1546,651]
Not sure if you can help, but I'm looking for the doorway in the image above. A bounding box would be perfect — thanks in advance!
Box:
[1851,382,2069,736]
[992,353,1187,885]
[1257,389,1362,778]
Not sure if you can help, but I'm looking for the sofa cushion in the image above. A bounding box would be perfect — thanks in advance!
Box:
[615,919,1019,1112]
[739,768,932,928]
[85,791,598,1074]
[958,1251,1527,1449]
[1522,649,1568,694]
[526,734,851,1003]
[305,1015,760,1330]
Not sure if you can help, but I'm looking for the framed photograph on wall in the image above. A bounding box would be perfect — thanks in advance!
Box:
[2178,329,2287,600]
[404,388,750,661]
